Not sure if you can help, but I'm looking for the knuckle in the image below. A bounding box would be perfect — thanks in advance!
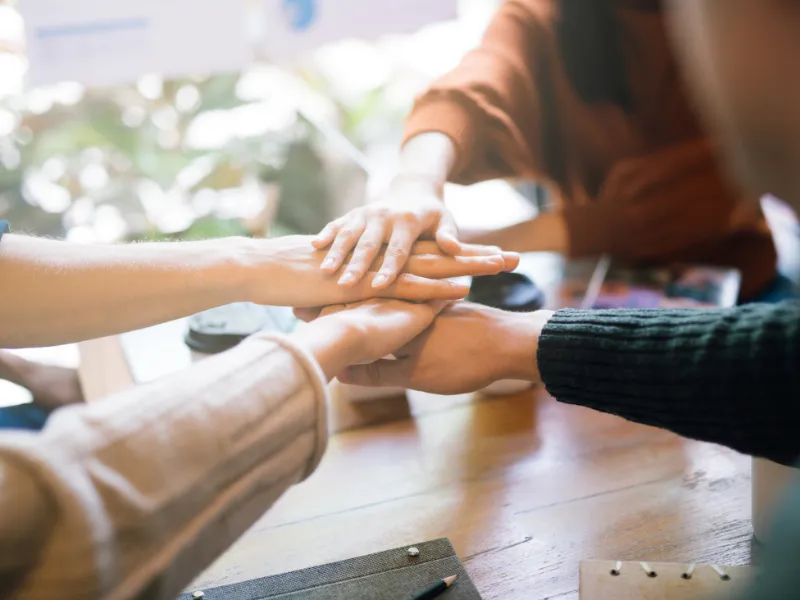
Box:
[386,246,408,259]
[395,273,416,286]
[356,240,379,252]
[338,228,359,240]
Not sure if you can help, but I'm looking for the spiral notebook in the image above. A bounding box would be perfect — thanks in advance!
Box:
[580,560,756,599]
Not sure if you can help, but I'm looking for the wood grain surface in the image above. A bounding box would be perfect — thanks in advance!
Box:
[181,389,753,599]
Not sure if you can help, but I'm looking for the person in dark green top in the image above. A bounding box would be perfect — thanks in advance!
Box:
[329,0,800,596]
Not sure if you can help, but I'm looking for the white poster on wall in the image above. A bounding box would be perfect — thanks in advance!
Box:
[21,0,251,87]
[263,0,458,59]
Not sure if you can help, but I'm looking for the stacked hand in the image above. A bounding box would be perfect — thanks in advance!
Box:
[311,176,461,289]
[275,174,553,390]
[243,235,518,307]
[262,232,528,382]
[296,301,554,394]
[282,131,555,387]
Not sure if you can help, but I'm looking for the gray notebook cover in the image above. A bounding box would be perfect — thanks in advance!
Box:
[179,538,482,599]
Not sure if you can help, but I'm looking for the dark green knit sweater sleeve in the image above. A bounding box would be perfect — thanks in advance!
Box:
[538,301,800,466]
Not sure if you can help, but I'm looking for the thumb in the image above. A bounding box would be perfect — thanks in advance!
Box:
[338,359,414,388]
[435,211,461,256]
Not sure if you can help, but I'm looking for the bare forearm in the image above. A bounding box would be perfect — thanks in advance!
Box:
[0,235,249,347]
[395,132,458,192]
[462,212,569,254]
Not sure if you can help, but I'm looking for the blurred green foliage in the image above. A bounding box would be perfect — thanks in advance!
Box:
[0,62,391,242]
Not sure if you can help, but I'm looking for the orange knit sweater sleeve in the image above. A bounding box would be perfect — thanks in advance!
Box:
[403,0,552,184]
[564,139,747,260]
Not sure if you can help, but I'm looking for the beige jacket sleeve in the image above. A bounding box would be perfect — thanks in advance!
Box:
[0,332,329,600]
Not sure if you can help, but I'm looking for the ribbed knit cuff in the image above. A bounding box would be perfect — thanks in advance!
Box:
[402,95,479,183]
[538,304,800,466]
[248,332,329,481]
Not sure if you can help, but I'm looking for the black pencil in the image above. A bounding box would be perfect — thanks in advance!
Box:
[410,575,458,600]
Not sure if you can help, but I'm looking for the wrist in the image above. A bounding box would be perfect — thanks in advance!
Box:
[394,132,456,194]
[290,320,358,381]
[389,172,445,198]
[496,310,554,382]
[221,236,281,304]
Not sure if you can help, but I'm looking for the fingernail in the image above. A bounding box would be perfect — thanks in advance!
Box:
[322,258,336,269]
[372,273,389,288]
[339,272,357,285]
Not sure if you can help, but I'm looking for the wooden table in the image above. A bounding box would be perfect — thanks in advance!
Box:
[78,343,754,600]
[77,252,756,598]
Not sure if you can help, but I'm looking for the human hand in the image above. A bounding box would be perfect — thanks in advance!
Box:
[332,302,554,395]
[240,235,519,308]
[312,176,461,289]
[290,299,449,380]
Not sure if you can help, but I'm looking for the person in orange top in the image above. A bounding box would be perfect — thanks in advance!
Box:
[313,0,781,301]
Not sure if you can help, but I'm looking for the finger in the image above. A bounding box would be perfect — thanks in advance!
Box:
[321,219,367,274]
[501,251,521,271]
[457,242,505,257]
[377,274,469,301]
[312,220,343,249]
[404,254,506,279]
[372,224,417,289]
[293,307,322,322]
[339,360,414,388]
[407,241,518,272]
[457,242,520,271]
[409,240,447,257]
[435,211,461,255]
[338,219,387,286]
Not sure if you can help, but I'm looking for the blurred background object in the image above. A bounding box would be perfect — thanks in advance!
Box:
[0,0,513,246]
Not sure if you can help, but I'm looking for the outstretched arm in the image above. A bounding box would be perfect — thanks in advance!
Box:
[0,234,515,348]
[313,0,552,288]
[341,300,800,466]
[0,297,445,599]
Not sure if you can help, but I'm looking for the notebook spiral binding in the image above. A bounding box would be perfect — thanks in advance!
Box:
[606,561,734,582]
[580,559,756,599]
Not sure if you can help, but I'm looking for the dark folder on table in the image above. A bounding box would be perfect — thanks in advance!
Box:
[178,538,482,599]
